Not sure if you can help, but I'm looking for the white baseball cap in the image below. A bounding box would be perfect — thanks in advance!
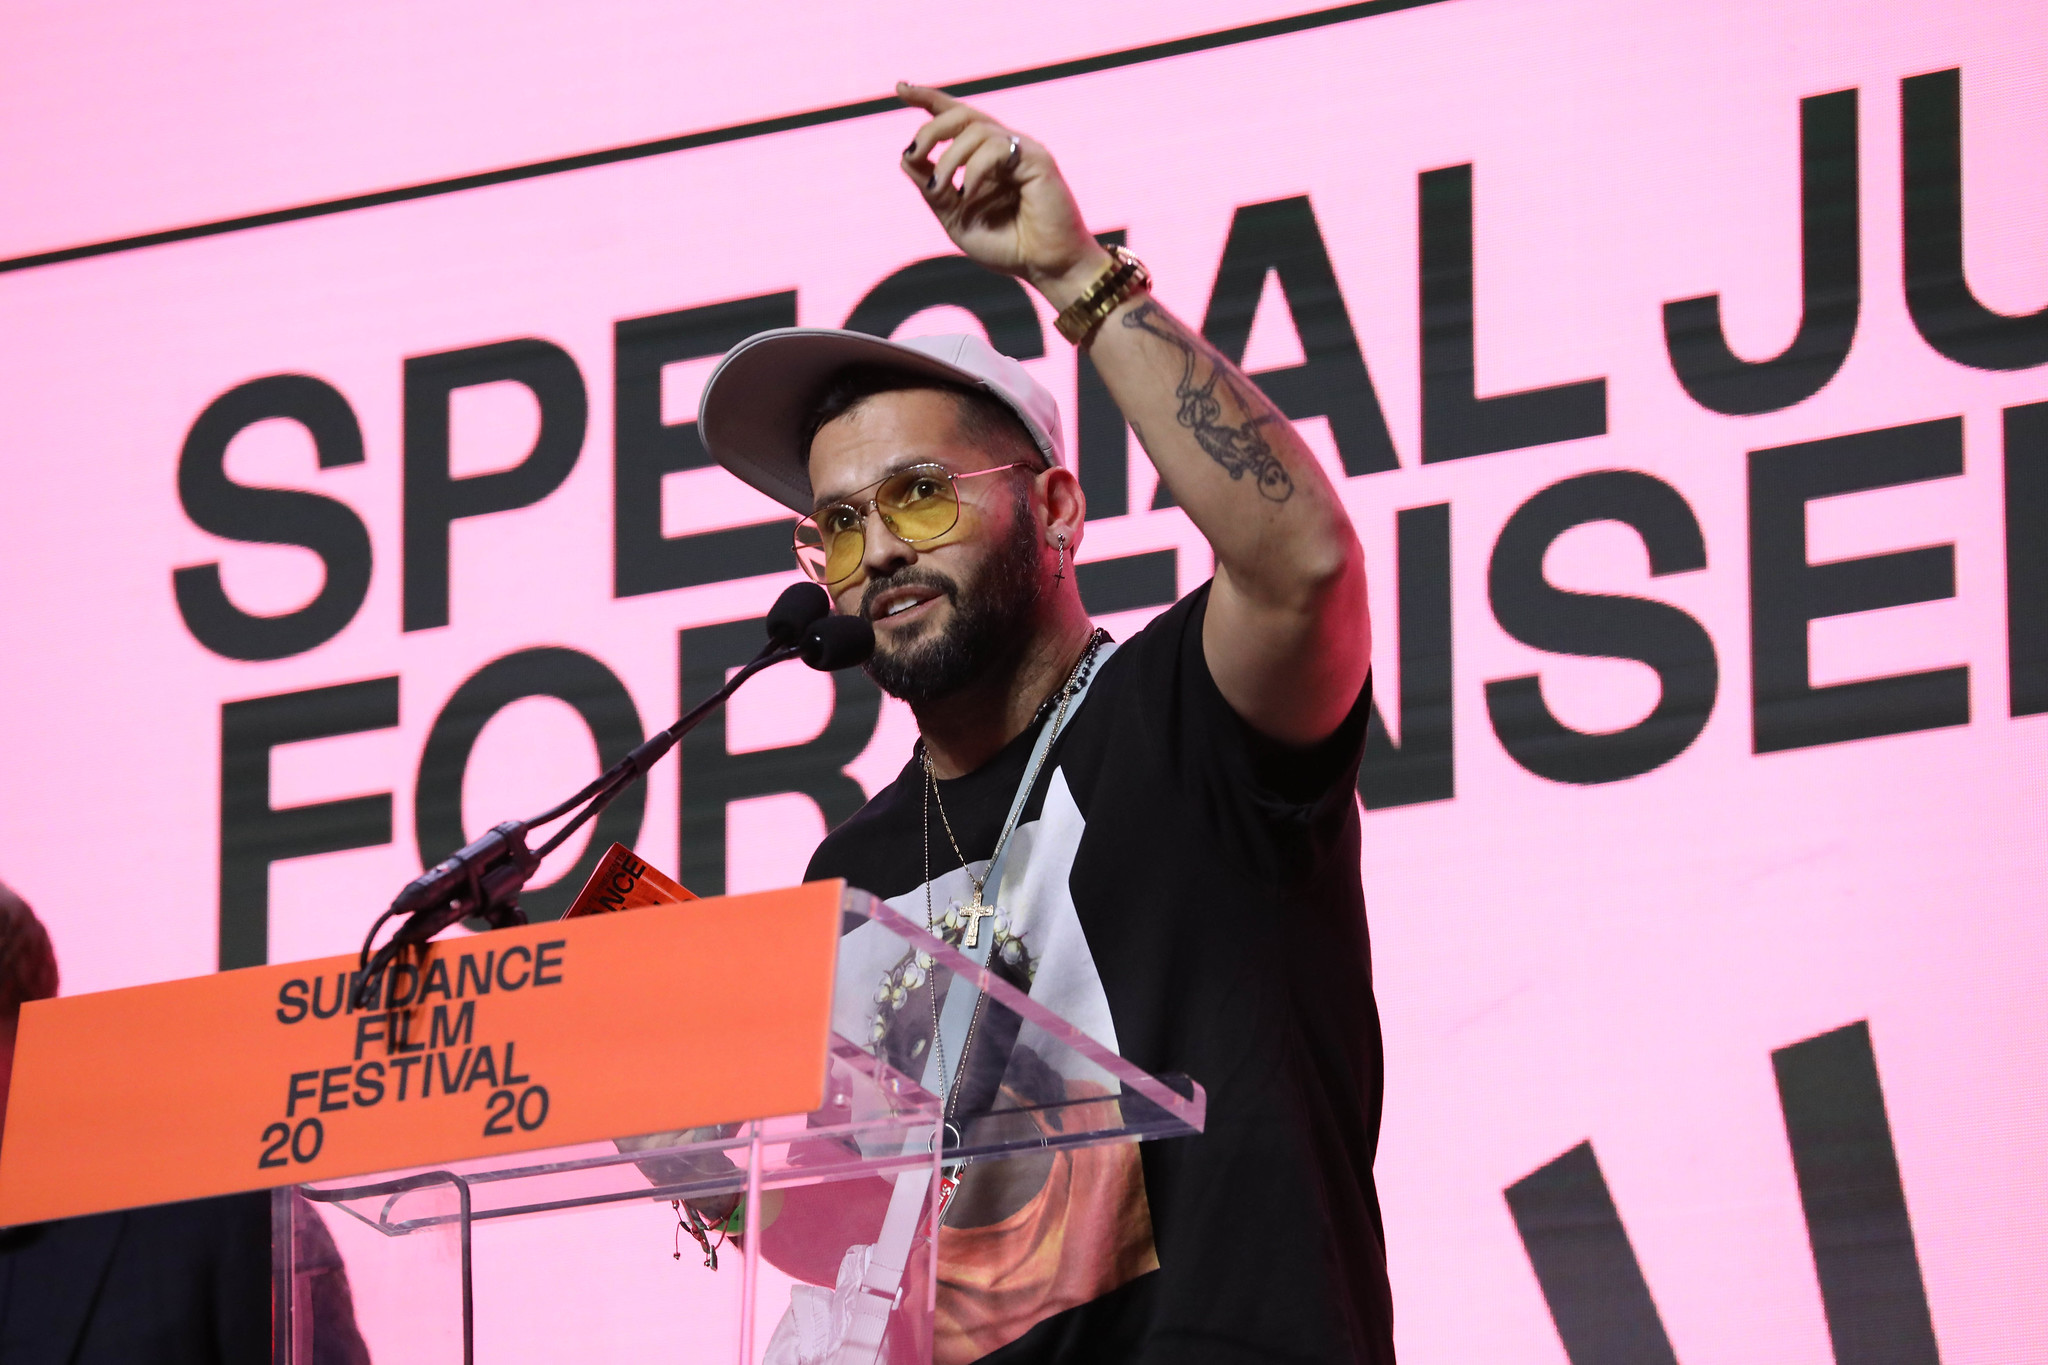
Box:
[697,329,1066,514]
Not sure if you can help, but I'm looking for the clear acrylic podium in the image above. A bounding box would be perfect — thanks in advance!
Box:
[274,887,1205,1365]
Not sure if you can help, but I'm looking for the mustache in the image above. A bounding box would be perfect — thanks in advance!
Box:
[858,566,958,622]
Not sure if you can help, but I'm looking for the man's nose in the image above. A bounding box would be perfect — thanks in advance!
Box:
[859,503,916,578]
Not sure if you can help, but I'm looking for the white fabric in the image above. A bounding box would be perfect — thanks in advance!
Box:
[696,327,1066,513]
[763,1243,877,1365]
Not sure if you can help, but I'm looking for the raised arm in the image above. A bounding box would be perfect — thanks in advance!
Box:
[899,84,1370,746]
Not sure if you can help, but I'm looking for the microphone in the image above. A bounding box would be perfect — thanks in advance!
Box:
[354,582,877,1000]
[766,582,832,647]
[800,614,875,670]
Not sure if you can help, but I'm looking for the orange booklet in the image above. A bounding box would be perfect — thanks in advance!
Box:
[564,843,698,918]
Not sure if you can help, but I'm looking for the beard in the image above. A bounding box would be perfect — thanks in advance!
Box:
[860,493,1044,707]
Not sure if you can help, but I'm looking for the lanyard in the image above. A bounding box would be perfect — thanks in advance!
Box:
[915,639,1118,1113]
[847,640,1121,1336]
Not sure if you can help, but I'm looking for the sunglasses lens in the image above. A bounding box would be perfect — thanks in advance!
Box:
[795,468,964,585]
[794,516,858,585]
[878,469,960,542]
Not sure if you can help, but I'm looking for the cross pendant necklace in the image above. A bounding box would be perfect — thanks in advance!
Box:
[916,627,1108,1225]
[919,629,1105,958]
[923,753,999,948]
[959,899,997,949]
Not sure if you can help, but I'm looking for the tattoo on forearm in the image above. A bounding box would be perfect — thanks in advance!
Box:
[1121,301,1293,502]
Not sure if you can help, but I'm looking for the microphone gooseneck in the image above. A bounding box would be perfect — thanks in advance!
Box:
[352,593,875,1004]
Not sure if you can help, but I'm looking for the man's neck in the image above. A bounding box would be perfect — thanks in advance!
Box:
[913,604,1096,780]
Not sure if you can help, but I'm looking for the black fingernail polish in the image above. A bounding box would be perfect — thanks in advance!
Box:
[903,141,917,156]
[927,174,938,191]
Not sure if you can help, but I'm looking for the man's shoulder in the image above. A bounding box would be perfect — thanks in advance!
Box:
[805,758,919,883]
[1075,579,1371,819]
[1069,584,1212,718]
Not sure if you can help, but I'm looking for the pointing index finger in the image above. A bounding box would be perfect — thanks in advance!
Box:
[896,81,959,116]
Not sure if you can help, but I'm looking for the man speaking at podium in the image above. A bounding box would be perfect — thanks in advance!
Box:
[699,85,1391,1364]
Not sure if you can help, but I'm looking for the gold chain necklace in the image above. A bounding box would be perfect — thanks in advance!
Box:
[918,630,1107,1133]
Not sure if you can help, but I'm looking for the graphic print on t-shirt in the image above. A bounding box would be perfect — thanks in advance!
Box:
[808,587,1393,1364]
[831,770,1159,1364]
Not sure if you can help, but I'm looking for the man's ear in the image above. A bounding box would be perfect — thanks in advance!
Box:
[1040,465,1086,552]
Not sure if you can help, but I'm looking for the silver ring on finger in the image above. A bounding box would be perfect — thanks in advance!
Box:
[1004,135,1021,169]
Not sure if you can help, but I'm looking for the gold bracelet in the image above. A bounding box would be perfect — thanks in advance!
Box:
[1054,245,1152,346]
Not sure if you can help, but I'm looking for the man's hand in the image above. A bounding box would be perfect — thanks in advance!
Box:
[898,83,1110,309]
[617,1126,741,1221]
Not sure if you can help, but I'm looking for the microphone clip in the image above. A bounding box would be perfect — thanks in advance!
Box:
[356,820,535,1004]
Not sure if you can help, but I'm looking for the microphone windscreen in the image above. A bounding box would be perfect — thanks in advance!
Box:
[800,615,876,671]
[766,582,832,645]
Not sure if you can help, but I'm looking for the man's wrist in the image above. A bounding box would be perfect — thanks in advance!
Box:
[1051,246,1152,346]
[1029,248,1116,312]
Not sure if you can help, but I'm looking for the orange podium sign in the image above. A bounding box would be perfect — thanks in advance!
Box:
[0,881,842,1225]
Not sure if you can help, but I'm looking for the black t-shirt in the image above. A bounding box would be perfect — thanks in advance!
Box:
[806,584,1394,1364]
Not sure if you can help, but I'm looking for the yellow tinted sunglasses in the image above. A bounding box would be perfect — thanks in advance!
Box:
[794,462,1031,586]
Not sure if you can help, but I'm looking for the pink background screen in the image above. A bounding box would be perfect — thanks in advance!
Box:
[1,0,2043,1358]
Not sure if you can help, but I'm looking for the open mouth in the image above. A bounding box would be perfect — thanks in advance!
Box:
[867,583,946,625]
